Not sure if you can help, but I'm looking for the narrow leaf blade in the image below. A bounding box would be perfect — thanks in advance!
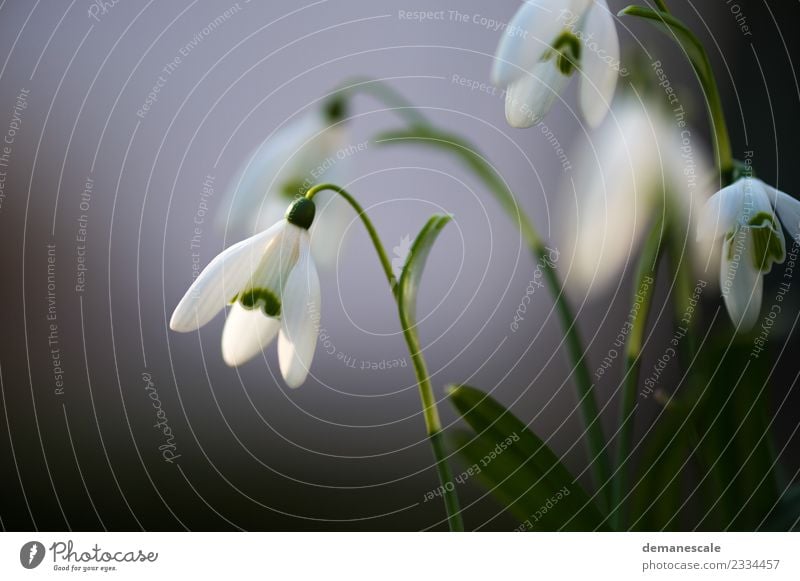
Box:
[448,385,608,530]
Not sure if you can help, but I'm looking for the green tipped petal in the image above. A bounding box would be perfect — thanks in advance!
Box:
[543,31,582,76]
[747,211,785,273]
[237,287,282,317]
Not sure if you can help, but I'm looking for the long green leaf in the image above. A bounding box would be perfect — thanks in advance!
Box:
[397,214,451,323]
[448,385,608,530]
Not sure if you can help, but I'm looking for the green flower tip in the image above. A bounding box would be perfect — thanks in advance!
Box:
[727,159,756,184]
[234,287,281,317]
[748,212,784,272]
[323,95,348,123]
[544,31,582,76]
[285,197,316,229]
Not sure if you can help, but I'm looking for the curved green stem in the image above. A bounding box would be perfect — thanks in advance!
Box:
[305,183,397,293]
[611,216,665,530]
[327,76,430,129]
[397,289,463,530]
[305,183,463,531]
[375,128,613,512]
[620,5,734,180]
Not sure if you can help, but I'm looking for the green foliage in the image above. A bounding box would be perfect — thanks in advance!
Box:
[447,385,608,530]
[396,214,451,324]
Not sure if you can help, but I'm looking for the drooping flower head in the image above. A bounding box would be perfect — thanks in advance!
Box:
[698,177,800,330]
[172,197,321,387]
[492,0,620,128]
[218,100,350,268]
[563,96,713,292]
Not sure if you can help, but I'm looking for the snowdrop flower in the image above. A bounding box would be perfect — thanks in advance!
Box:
[563,96,713,292]
[698,177,800,330]
[172,198,321,387]
[219,104,350,268]
[492,0,620,128]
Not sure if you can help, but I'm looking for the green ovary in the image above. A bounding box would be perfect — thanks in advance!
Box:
[543,31,582,75]
[748,211,785,272]
[235,287,281,317]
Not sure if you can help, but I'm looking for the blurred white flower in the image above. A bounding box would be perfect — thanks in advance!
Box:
[562,96,714,293]
[219,108,350,268]
[492,0,620,128]
[698,177,800,330]
[172,198,320,387]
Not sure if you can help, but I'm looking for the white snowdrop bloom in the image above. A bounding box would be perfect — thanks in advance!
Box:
[698,177,800,331]
[171,198,321,388]
[492,0,620,128]
[219,106,350,268]
[563,96,714,293]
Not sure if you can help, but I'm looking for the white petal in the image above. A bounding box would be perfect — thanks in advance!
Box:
[747,178,774,216]
[561,97,660,290]
[248,221,304,308]
[697,181,745,242]
[221,303,281,366]
[278,237,320,388]
[767,185,800,244]
[504,60,569,128]
[578,1,619,128]
[169,221,285,332]
[493,0,590,85]
[721,229,763,331]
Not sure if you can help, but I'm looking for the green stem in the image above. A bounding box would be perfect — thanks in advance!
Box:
[353,78,611,513]
[611,216,665,530]
[620,6,734,179]
[305,183,397,293]
[667,226,697,363]
[327,76,430,129]
[305,183,463,531]
[375,128,613,512]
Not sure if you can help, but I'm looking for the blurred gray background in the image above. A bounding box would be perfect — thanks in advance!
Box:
[0,0,798,530]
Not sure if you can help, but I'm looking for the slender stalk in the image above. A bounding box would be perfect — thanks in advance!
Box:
[348,78,611,512]
[620,6,734,179]
[397,296,463,531]
[305,184,397,292]
[446,132,614,509]
[611,216,665,530]
[328,76,429,128]
[694,58,734,180]
[375,129,613,511]
[305,183,463,531]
